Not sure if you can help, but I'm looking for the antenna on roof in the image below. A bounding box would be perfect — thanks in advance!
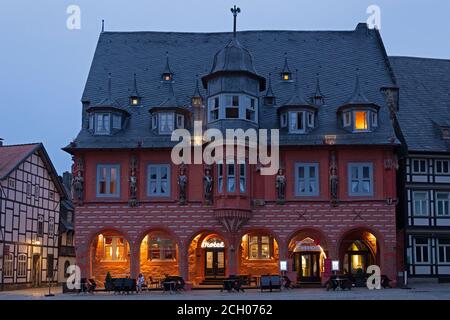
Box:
[101,19,105,33]
[230,5,241,37]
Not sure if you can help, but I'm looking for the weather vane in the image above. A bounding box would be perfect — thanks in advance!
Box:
[230,5,241,37]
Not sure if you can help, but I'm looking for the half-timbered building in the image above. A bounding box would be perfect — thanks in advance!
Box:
[64,13,401,287]
[391,57,450,280]
[0,143,66,290]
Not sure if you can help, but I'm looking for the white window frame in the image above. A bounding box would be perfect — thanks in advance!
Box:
[112,114,122,129]
[239,161,246,193]
[412,159,428,174]
[94,113,111,135]
[414,238,430,264]
[295,163,319,196]
[412,191,429,217]
[289,111,305,133]
[353,110,369,132]
[96,164,121,197]
[248,235,272,260]
[226,161,236,193]
[147,164,171,197]
[4,253,13,278]
[158,112,175,135]
[307,112,314,128]
[17,254,27,277]
[437,239,450,264]
[280,113,288,128]
[176,114,185,129]
[348,163,373,196]
[207,94,258,123]
[436,192,450,217]
[217,161,223,193]
[103,236,127,261]
[371,111,378,127]
[343,111,351,127]
[435,159,450,175]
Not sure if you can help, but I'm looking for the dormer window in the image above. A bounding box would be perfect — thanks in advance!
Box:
[88,112,125,135]
[282,72,291,81]
[191,96,202,107]
[130,97,141,106]
[162,73,173,82]
[151,111,185,135]
[284,110,315,133]
[341,109,378,132]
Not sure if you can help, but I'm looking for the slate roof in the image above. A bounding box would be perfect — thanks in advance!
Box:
[390,56,450,153]
[67,23,399,151]
[0,143,67,198]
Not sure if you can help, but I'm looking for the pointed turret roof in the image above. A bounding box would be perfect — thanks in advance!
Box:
[345,72,372,105]
[162,52,173,75]
[282,54,292,74]
[265,73,275,98]
[313,75,323,99]
[89,74,122,109]
[283,70,314,107]
[159,82,179,108]
[192,77,202,99]
[130,73,141,98]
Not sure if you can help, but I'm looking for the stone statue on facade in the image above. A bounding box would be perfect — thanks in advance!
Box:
[72,170,84,205]
[329,151,339,205]
[128,155,138,207]
[203,166,213,205]
[275,168,286,204]
[178,164,188,205]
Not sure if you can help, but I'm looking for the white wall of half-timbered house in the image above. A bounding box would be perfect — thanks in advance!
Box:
[0,151,60,288]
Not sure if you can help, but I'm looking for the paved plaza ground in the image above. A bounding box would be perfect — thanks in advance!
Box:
[1,283,450,300]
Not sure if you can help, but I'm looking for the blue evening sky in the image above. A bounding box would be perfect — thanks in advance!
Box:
[0,0,449,174]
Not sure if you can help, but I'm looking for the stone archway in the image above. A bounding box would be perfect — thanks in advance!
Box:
[138,229,180,282]
[90,230,131,283]
[238,229,280,279]
[287,228,330,284]
[187,231,228,285]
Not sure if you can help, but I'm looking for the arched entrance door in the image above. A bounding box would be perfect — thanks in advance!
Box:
[293,238,323,283]
[343,240,375,275]
[203,237,225,278]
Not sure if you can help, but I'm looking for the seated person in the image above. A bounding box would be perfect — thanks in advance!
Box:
[86,278,97,293]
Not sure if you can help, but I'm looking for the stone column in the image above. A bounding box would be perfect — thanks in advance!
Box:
[179,241,189,280]
[76,242,90,279]
[129,240,140,279]
[227,235,239,276]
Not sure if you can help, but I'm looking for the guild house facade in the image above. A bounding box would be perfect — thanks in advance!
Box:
[64,11,401,286]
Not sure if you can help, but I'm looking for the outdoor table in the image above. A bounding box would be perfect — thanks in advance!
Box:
[164,281,177,294]
[334,277,349,290]
[222,279,235,292]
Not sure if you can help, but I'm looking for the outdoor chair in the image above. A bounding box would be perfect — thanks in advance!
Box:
[260,275,271,292]
[283,275,293,289]
[381,275,392,288]
[148,276,160,288]
[270,275,282,291]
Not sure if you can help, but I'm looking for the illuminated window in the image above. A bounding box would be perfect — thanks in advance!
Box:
[96,164,120,197]
[282,72,291,81]
[162,73,172,82]
[104,236,126,261]
[191,96,202,107]
[354,111,368,131]
[131,97,141,106]
[248,235,272,259]
[4,253,13,278]
[148,236,175,260]
[17,254,27,277]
